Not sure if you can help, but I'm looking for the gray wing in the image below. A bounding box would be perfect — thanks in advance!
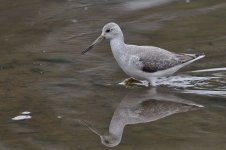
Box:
[126,45,200,73]
[138,53,198,73]
[138,51,182,73]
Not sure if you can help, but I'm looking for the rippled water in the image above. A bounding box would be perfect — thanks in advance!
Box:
[0,0,226,149]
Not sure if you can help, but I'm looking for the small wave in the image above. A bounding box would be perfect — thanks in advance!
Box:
[12,111,32,121]
[118,74,225,90]
[191,67,226,73]
[156,75,220,88]
[121,0,175,11]
[183,90,226,97]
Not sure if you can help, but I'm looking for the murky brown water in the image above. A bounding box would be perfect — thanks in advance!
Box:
[0,0,226,149]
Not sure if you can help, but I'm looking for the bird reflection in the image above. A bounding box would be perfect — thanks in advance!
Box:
[80,88,203,147]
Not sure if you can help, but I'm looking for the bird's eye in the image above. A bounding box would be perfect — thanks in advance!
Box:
[104,140,110,144]
[106,29,110,33]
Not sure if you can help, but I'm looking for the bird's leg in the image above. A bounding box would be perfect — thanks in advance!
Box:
[149,78,157,87]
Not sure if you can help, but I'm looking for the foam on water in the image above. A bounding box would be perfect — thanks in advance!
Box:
[154,67,226,91]
[155,75,220,88]
[12,115,32,121]
[12,111,32,121]
[119,68,226,98]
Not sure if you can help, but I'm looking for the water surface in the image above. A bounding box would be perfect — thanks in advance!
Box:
[0,0,226,149]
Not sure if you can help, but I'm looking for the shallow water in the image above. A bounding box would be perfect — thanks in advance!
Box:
[0,0,226,149]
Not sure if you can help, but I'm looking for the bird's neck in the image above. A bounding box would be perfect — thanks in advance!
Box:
[108,117,125,141]
[110,37,126,61]
[110,36,125,52]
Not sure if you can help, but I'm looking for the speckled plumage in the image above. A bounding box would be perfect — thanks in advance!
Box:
[125,45,182,72]
[82,22,205,86]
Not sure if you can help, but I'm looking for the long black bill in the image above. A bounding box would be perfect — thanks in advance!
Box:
[81,35,104,54]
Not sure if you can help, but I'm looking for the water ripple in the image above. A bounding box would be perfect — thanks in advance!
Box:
[183,90,226,97]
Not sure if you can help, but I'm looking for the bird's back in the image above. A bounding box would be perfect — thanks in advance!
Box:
[125,44,176,57]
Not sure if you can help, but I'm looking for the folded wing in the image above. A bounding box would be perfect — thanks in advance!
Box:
[138,52,200,73]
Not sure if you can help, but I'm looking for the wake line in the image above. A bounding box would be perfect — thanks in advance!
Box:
[191,67,226,73]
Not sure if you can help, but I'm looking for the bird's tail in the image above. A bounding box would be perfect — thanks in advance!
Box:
[176,53,205,63]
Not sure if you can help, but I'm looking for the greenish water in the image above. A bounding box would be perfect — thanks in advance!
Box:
[0,0,226,149]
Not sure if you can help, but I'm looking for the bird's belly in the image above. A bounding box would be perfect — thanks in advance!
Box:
[119,62,181,80]
[119,63,149,80]
[114,55,141,78]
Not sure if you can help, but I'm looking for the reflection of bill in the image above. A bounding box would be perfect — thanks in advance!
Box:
[80,88,203,147]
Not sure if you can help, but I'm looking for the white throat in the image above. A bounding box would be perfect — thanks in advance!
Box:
[110,37,126,61]
[109,36,133,76]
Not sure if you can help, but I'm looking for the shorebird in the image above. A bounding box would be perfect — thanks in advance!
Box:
[82,22,205,86]
[80,88,203,147]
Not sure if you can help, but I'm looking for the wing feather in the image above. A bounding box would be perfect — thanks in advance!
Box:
[139,53,181,73]
[126,45,201,73]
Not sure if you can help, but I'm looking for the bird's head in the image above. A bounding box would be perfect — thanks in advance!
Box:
[82,22,123,54]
